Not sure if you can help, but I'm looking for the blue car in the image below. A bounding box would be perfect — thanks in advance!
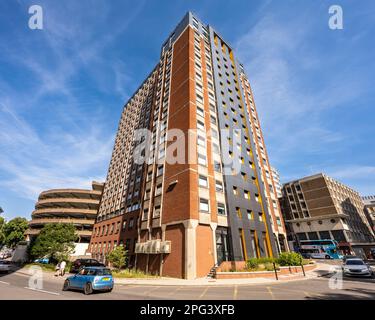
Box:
[63,266,114,295]
[34,257,50,264]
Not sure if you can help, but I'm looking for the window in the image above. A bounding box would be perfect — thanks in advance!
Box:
[122,220,127,231]
[233,186,238,196]
[154,205,161,217]
[244,190,250,199]
[197,106,204,117]
[197,120,205,131]
[210,115,217,124]
[199,175,208,187]
[247,210,253,220]
[197,135,205,147]
[217,203,226,215]
[198,153,207,166]
[276,217,281,226]
[212,143,220,154]
[241,172,247,181]
[211,128,218,138]
[158,148,165,159]
[199,198,209,212]
[215,180,223,192]
[258,212,263,222]
[214,161,221,172]
[155,184,163,195]
[236,207,242,218]
[157,165,164,176]
[196,94,204,104]
[142,209,148,220]
[128,218,134,229]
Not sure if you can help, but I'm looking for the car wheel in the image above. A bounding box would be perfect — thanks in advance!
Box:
[107,288,113,293]
[84,282,93,295]
[63,280,70,291]
[325,255,331,259]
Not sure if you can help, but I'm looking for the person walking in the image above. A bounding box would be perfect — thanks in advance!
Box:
[59,260,66,276]
[54,262,60,277]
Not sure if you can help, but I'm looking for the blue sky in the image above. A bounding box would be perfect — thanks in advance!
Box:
[0,0,374,221]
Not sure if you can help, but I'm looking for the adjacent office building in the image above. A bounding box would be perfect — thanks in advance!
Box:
[281,173,375,255]
[89,12,285,278]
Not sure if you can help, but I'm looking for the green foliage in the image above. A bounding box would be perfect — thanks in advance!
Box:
[3,217,28,248]
[276,252,303,266]
[106,245,127,270]
[0,216,5,245]
[264,262,277,271]
[30,223,77,262]
[246,257,276,270]
[111,269,159,278]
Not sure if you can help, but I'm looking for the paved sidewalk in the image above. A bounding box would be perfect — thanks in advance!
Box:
[114,263,325,286]
[15,263,326,287]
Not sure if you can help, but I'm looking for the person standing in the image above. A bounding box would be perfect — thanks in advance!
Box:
[59,260,66,276]
[54,262,60,277]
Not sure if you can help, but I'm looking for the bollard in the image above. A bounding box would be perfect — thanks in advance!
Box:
[301,262,306,277]
[273,262,278,280]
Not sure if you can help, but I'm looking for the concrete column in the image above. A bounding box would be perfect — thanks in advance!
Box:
[183,219,198,279]
[160,224,167,276]
[210,222,218,265]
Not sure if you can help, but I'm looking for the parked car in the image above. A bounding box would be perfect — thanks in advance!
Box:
[34,257,50,264]
[0,260,17,273]
[69,259,105,273]
[342,258,373,277]
[63,266,114,295]
[0,250,13,260]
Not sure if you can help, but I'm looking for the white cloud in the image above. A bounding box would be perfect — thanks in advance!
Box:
[0,101,113,201]
[234,8,370,180]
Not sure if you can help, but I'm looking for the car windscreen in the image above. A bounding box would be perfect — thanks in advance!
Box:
[95,269,112,276]
[346,260,364,265]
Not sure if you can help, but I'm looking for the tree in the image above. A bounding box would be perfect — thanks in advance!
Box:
[3,217,28,248]
[30,223,77,262]
[0,216,5,246]
[106,245,127,270]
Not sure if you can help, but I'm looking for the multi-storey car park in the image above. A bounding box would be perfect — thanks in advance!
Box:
[89,12,288,279]
[25,181,104,255]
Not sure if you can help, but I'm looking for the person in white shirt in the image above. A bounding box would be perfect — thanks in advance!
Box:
[59,260,66,276]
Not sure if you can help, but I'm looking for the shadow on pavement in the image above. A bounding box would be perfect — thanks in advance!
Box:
[306,287,375,300]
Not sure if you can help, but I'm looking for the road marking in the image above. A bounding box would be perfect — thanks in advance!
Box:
[267,287,275,300]
[144,286,161,297]
[24,287,60,296]
[166,286,182,296]
[0,281,10,285]
[233,285,238,300]
[199,286,209,299]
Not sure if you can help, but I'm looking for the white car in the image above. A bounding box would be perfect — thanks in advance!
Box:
[0,260,16,273]
[342,258,373,277]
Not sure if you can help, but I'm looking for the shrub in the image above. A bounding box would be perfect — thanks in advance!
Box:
[264,262,278,271]
[277,252,303,266]
[246,258,259,270]
[246,257,276,270]
[106,245,127,271]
